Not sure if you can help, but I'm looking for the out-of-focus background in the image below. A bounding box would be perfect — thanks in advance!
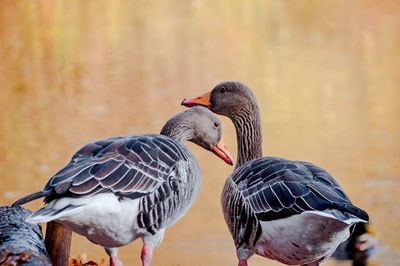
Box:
[1,1,399,265]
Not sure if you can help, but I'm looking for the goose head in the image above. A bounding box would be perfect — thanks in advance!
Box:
[181,81,257,118]
[161,106,234,165]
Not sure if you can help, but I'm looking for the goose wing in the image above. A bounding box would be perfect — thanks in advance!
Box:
[43,134,190,203]
[231,157,369,222]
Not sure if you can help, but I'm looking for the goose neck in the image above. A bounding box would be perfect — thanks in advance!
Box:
[160,116,193,143]
[231,107,263,169]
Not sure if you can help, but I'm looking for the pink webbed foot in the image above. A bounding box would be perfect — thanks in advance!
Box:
[238,259,248,266]
[141,244,154,266]
[110,256,123,266]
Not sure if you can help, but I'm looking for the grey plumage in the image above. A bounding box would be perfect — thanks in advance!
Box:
[183,81,369,266]
[222,157,368,248]
[12,106,231,266]
[45,134,193,200]
[16,134,199,232]
[14,135,200,234]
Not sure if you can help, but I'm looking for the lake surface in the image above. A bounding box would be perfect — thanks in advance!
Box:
[1,1,399,265]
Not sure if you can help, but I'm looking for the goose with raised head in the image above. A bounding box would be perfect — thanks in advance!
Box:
[182,82,369,266]
[13,106,234,266]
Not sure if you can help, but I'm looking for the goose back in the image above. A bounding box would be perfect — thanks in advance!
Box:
[42,134,201,233]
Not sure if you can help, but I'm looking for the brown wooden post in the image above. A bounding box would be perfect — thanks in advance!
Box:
[45,221,72,266]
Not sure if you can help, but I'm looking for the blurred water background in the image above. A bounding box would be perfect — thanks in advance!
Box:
[0,1,399,265]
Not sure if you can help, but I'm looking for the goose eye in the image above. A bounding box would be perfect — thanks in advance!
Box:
[220,87,226,93]
[214,122,220,128]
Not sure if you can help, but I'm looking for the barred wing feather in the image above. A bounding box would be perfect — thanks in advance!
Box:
[43,134,190,203]
[231,157,369,222]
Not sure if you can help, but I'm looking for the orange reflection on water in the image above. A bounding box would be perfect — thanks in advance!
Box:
[1,1,399,265]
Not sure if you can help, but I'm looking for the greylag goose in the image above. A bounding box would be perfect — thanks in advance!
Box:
[182,82,369,266]
[12,106,234,266]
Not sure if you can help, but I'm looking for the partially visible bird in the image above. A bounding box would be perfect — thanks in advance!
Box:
[13,106,233,266]
[182,81,369,266]
[331,223,380,266]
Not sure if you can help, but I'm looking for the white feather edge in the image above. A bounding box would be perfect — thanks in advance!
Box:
[303,210,367,224]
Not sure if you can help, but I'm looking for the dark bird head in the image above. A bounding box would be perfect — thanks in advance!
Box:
[181,81,258,118]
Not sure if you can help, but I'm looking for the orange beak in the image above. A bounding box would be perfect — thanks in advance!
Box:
[211,137,234,165]
[181,91,212,108]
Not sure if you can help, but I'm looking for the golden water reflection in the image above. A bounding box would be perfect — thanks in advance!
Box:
[1,1,399,265]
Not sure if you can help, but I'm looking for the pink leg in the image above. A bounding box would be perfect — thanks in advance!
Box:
[141,244,154,266]
[110,256,123,266]
[238,259,248,266]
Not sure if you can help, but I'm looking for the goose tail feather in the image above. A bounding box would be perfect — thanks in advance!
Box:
[12,191,46,207]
